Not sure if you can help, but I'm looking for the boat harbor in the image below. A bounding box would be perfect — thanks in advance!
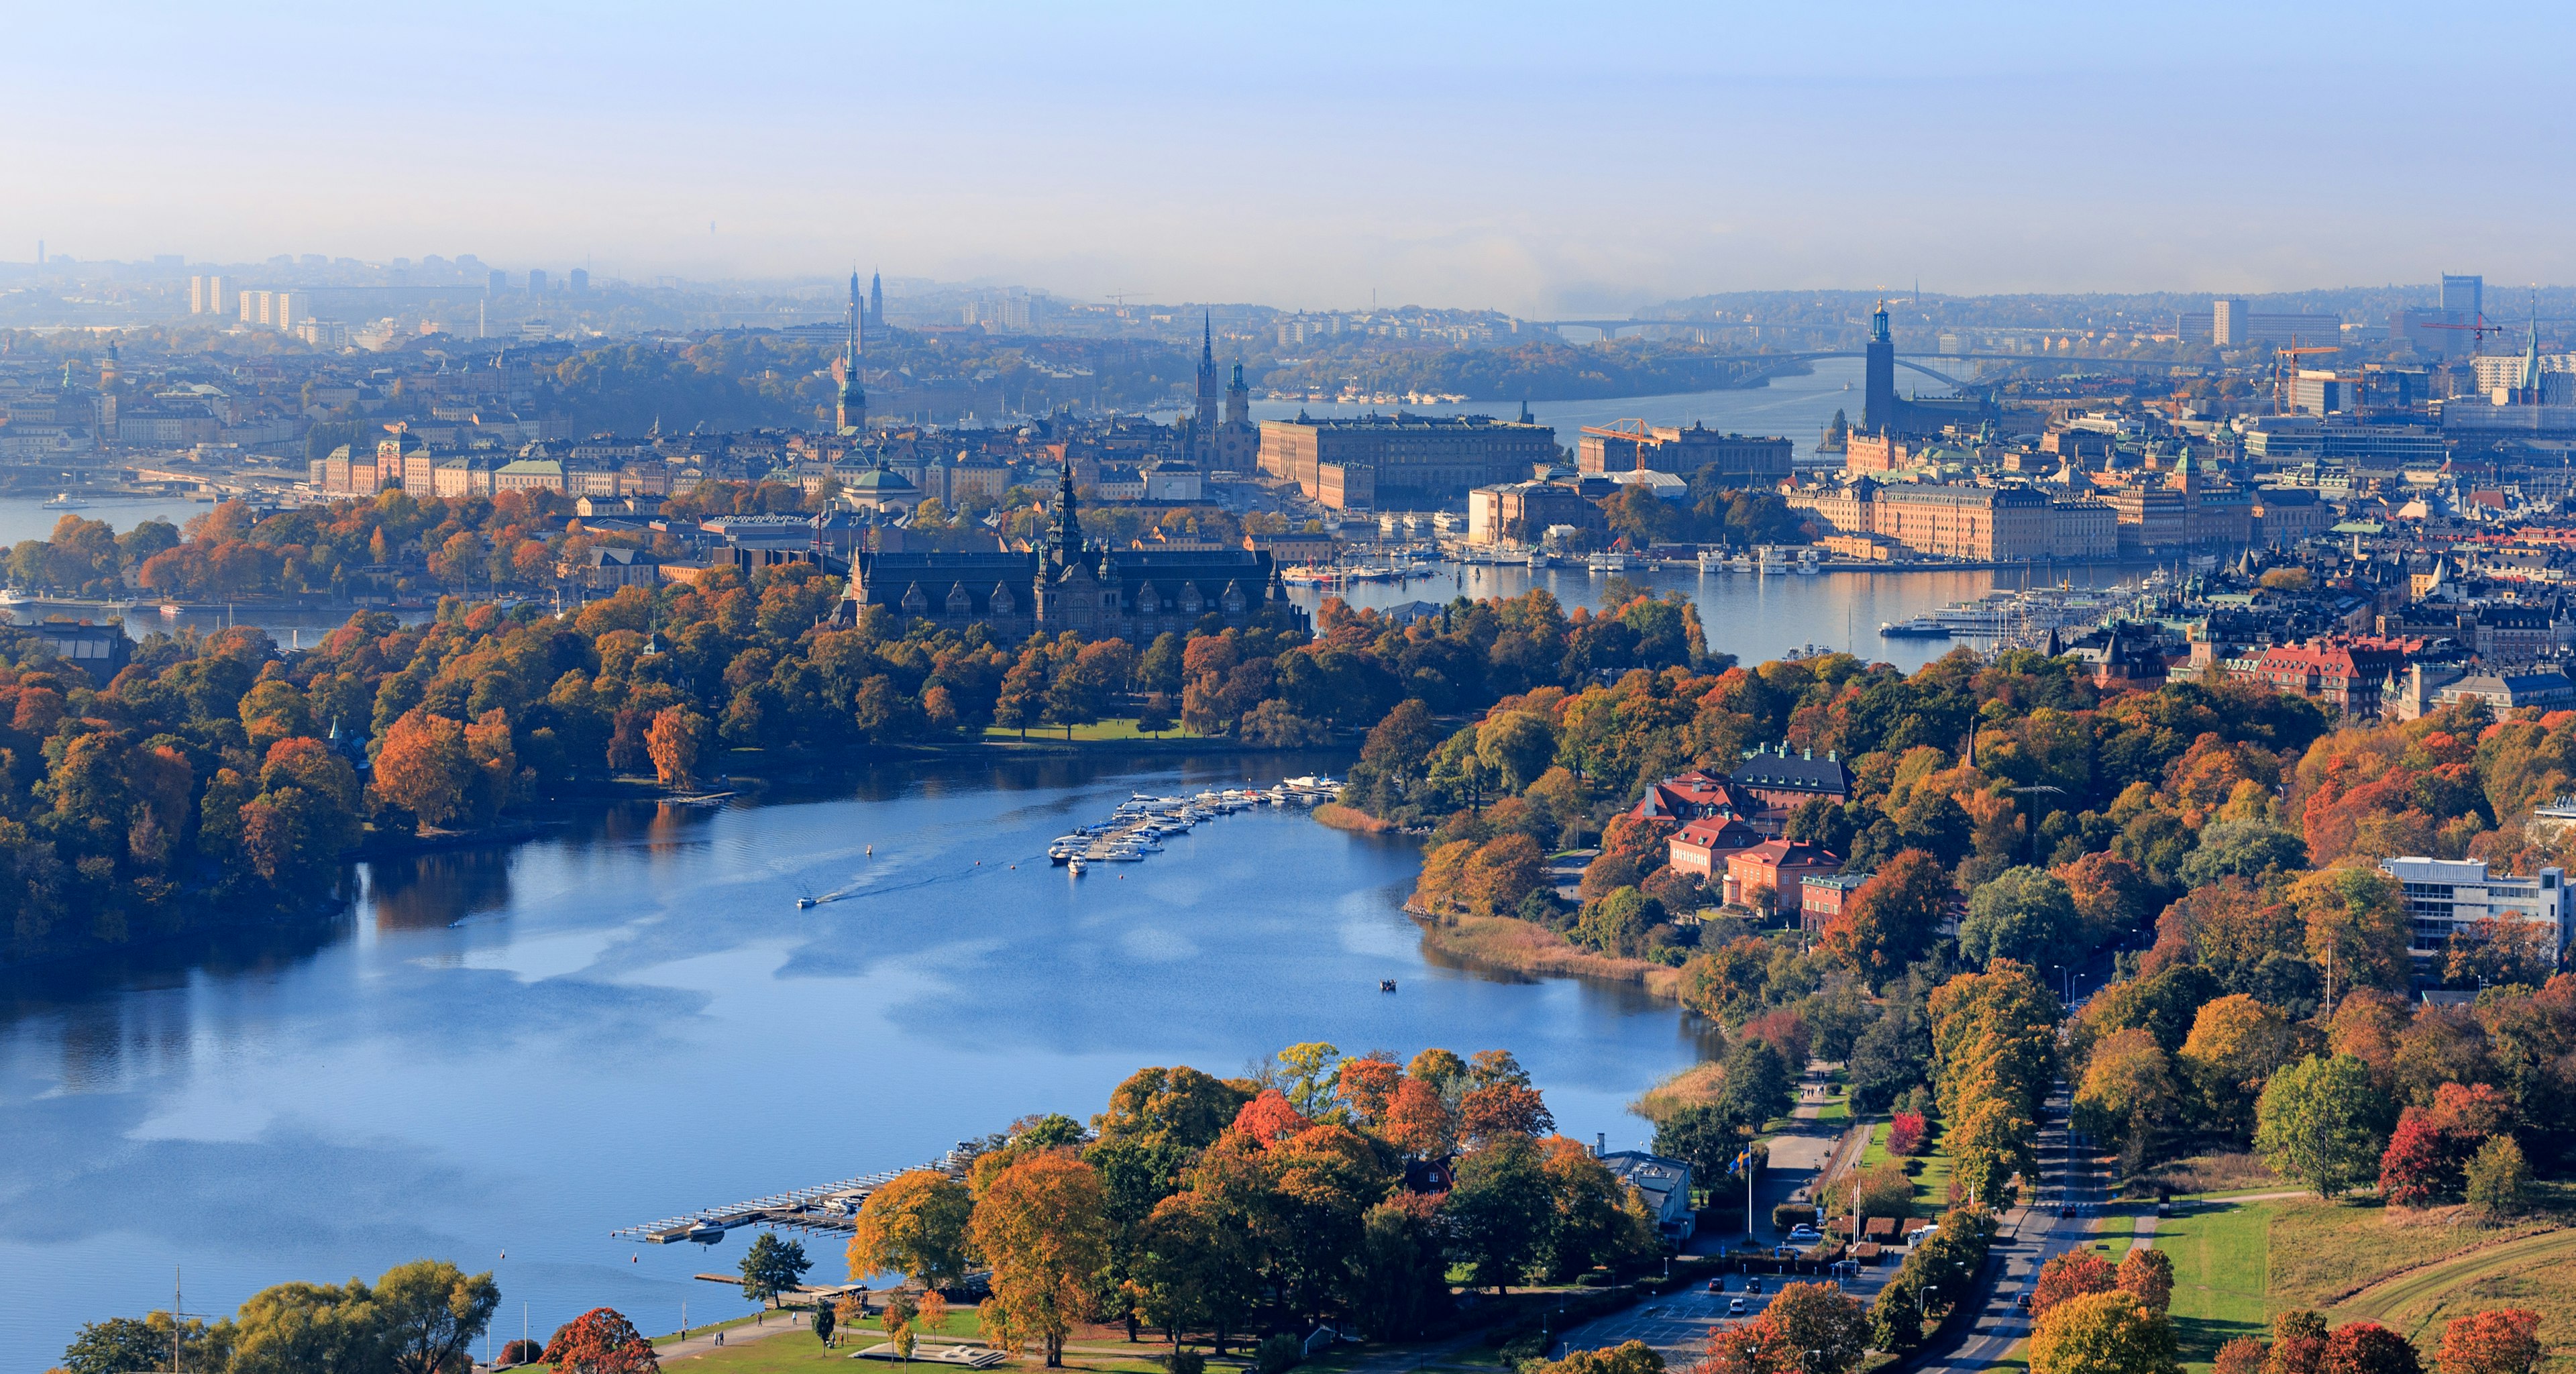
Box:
[1047,776,1340,872]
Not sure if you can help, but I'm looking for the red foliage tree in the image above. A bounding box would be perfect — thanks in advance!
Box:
[2216,1338,2269,1374]
[2433,1310,2542,1374]
[2321,1322,2424,1374]
[2379,1109,2455,1208]
[1334,1055,1404,1126]
[1458,1081,1555,1145]
[1888,1112,1928,1157]
[1230,1088,1311,1145]
[1382,1077,1457,1158]
[541,1308,659,1374]
[2029,1251,2118,1317]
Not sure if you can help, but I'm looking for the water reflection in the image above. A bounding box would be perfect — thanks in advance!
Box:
[0,749,1707,1371]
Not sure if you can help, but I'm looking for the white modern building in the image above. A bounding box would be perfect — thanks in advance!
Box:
[2379,856,2569,960]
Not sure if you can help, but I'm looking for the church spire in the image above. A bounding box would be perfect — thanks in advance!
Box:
[1049,459,1083,572]
[838,268,867,433]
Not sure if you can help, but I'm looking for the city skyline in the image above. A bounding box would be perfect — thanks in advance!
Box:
[11,3,2576,315]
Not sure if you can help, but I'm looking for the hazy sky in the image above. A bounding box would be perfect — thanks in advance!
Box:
[9,1,2571,314]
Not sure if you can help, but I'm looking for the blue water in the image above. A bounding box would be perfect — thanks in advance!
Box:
[0,754,1715,1369]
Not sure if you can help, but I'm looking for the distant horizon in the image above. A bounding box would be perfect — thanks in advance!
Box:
[11,5,2576,316]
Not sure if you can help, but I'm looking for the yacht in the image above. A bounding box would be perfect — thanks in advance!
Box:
[1067,857,1088,876]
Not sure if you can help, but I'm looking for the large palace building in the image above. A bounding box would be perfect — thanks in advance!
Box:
[1258,410,1561,509]
[835,464,1303,637]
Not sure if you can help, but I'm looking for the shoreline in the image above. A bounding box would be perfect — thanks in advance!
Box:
[1409,908,1686,1002]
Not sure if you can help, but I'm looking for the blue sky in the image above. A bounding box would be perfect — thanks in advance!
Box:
[7,1,2569,313]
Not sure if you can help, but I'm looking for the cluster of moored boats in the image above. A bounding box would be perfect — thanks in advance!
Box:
[1048,777,1342,874]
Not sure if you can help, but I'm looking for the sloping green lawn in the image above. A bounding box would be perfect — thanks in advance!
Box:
[2154,1200,2271,1373]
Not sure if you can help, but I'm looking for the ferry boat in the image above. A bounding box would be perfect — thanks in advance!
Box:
[1756,545,1792,575]
[1730,553,1754,574]
[1796,548,1821,574]
[42,492,88,510]
[1587,551,1629,573]
[1880,617,1951,639]
[1527,549,1550,570]
[1697,549,1729,573]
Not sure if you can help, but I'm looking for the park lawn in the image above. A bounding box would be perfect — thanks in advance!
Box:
[1814,1098,1850,1126]
[1856,1122,1955,1217]
[981,719,1201,743]
[2155,1200,2271,1374]
[2265,1200,2555,1310]
[646,1330,843,1373]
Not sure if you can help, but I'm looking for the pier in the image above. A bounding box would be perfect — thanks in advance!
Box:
[612,1147,977,1245]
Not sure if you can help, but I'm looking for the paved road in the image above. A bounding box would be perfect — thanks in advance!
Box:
[1911,1084,2096,1374]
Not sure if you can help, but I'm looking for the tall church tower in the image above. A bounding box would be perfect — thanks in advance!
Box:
[869,271,883,329]
[1194,313,1220,454]
[837,270,867,435]
[1861,297,1896,436]
[1225,360,1250,428]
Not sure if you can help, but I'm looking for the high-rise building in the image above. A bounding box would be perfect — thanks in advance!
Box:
[488,269,508,295]
[2212,298,2249,346]
[529,268,549,294]
[2443,274,2483,319]
[569,268,589,293]
[869,272,883,328]
[189,275,226,315]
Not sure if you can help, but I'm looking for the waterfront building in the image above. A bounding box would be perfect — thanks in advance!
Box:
[1467,478,1597,547]
[1259,410,1560,510]
[2379,855,2567,960]
[1599,1152,1696,1241]
[1860,298,1989,438]
[835,463,1301,638]
[1576,423,1791,484]
[1788,480,2059,562]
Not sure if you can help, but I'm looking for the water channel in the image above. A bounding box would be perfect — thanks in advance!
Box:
[0,753,1723,1369]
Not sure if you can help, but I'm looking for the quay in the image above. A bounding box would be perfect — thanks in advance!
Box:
[612,1146,976,1245]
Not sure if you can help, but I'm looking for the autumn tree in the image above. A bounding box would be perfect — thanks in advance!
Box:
[2116,1249,2174,1315]
[2029,1290,2183,1374]
[2031,1251,2119,1317]
[970,1151,1111,1367]
[646,704,710,790]
[1444,1134,1554,1293]
[2319,1322,2422,1374]
[373,708,474,829]
[2433,1310,2542,1374]
[1821,849,1952,988]
[541,1308,659,1374]
[1762,1281,1873,1374]
[849,1170,975,1288]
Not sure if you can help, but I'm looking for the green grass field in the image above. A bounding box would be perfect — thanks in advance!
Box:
[1856,1121,1955,1216]
[981,719,1201,743]
[2156,1200,2272,1373]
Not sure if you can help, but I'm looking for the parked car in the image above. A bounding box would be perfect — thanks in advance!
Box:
[1786,1224,1824,1243]
[1707,1277,1725,1293]
[1729,1298,1747,1316]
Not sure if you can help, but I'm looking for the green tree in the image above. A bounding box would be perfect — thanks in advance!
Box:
[2255,1055,2391,1200]
[739,1232,813,1307]
[1959,865,2082,969]
[374,1259,500,1374]
[2465,1136,2531,1218]
[1444,1134,1554,1293]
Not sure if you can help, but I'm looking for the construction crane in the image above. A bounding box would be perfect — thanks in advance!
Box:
[2417,313,2511,348]
[2272,339,2341,414]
